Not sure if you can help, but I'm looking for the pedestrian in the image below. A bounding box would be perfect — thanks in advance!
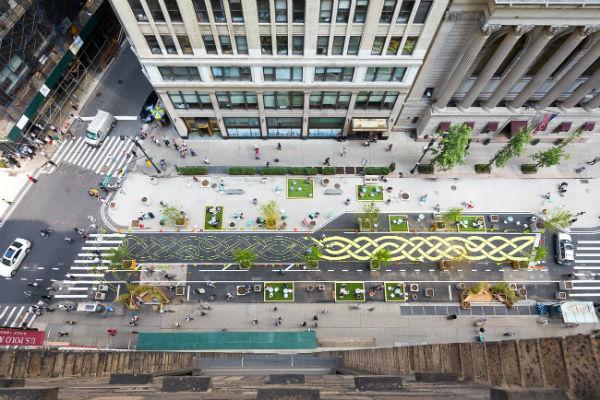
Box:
[107,327,117,336]
[323,157,330,166]
[447,314,457,320]
[570,218,578,224]
[47,160,57,166]
[1,198,12,205]
[163,136,170,147]
[301,321,307,327]
[586,156,600,165]
[175,322,180,328]
[27,175,38,183]
[185,315,193,322]
[344,198,351,206]
[252,319,258,325]
[313,315,318,321]
[386,144,393,151]
[277,142,282,150]
[322,308,328,314]
[273,307,278,312]
[340,147,347,156]
[479,327,485,333]
[255,149,261,160]
[131,149,138,158]
[204,157,210,164]
[27,282,39,287]
[64,237,73,244]
[266,162,271,167]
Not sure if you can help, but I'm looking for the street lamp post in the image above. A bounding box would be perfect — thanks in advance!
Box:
[410,134,439,174]
[128,137,161,174]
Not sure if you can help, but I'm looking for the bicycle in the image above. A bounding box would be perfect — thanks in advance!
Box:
[348,304,361,311]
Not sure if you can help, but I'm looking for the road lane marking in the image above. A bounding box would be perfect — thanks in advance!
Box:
[9,306,24,327]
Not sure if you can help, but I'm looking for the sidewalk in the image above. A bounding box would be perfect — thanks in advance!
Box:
[32,302,599,349]
[105,173,600,233]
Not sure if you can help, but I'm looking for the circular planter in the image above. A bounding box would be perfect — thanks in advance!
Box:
[411,293,418,301]
[211,183,217,188]
[334,183,341,189]
[306,285,315,292]
[229,221,236,228]
[386,186,393,192]
[400,192,410,201]
[140,196,150,205]
[321,178,330,186]
[201,179,210,187]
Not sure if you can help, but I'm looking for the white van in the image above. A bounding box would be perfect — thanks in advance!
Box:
[84,110,116,147]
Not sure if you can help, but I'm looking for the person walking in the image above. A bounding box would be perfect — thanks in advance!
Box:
[323,157,330,166]
[277,142,282,150]
[385,144,393,151]
[27,175,38,183]
[107,327,117,336]
[1,198,12,205]
[586,156,600,165]
[340,147,347,156]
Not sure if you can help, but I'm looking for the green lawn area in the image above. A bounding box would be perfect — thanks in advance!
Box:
[389,215,409,232]
[335,282,365,302]
[264,282,295,302]
[204,206,223,230]
[287,178,314,199]
[357,185,384,201]
[456,215,486,232]
[384,282,407,302]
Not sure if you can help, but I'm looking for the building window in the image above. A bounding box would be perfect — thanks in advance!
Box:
[308,117,345,138]
[275,0,287,22]
[387,36,401,55]
[402,37,417,55]
[211,0,226,22]
[316,36,329,55]
[177,36,193,54]
[414,0,433,23]
[228,0,244,22]
[347,36,361,55]
[159,66,202,81]
[380,0,396,23]
[203,34,218,54]
[235,35,248,54]
[168,91,212,109]
[277,36,288,55]
[146,0,165,22]
[309,91,351,109]
[355,91,398,109]
[217,91,258,109]
[332,36,345,55]
[337,0,351,23]
[365,67,406,82]
[211,66,252,81]
[161,35,178,54]
[293,0,305,22]
[257,0,270,22]
[261,35,273,54]
[267,117,303,137]
[292,36,304,55]
[192,0,210,22]
[396,0,414,23]
[224,117,261,137]
[145,35,161,54]
[371,36,385,55]
[263,67,303,81]
[263,91,305,109]
[353,0,368,23]
[128,0,148,22]
[320,0,333,22]
[314,67,354,82]
[219,35,233,54]
[164,0,182,21]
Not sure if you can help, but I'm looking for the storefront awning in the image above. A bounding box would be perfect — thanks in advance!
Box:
[352,118,388,131]
[483,122,499,132]
[561,301,598,324]
[583,122,595,131]
[437,122,450,132]
[510,120,528,136]
[559,122,572,132]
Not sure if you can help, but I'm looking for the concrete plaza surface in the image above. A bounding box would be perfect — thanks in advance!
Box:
[105,173,600,232]
[32,302,598,350]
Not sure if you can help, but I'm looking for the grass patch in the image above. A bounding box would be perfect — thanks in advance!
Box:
[384,282,407,302]
[287,178,314,199]
[356,185,384,201]
[335,282,365,302]
[264,282,294,302]
[389,215,409,232]
[177,166,208,175]
[456,215,486,232]
[204,206,223,230]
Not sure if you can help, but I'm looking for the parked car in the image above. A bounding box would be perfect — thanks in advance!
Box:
[555,233,575,265]
[0,238,32,277]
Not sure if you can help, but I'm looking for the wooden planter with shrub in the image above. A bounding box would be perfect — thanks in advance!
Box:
[417,164,434,174]
[474,164,491,174]
[521,164,538,174]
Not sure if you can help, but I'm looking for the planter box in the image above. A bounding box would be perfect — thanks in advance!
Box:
[521,164,538,174]
[417,164,434,174]
[474,164,491,174]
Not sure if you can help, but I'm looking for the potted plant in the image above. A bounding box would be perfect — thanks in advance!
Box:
[370,249,391,271]
[304,246,322,269]
[233,248,257,270]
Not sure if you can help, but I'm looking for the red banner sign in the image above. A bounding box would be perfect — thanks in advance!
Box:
[0,328,45,346]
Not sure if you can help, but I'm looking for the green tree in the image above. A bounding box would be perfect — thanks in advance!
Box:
[531,146,569,169]
[558,129,583,149]
[531,246,547,263]
[544,206,573,231]
[441,207,464,228]
[233,248,257,269]
[160,202,183,225]
[106,247,130,267]
[260,200,281,229]
[431,123,472,170]
[489,128,531,168]
[360,202,380,232]
[303,246,322,269]
[370,248,391,271]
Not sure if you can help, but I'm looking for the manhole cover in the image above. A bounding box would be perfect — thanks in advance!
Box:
[118,79,123,84]
[450,185,457,191]
[96,92,102,97]
[65,187,71,192]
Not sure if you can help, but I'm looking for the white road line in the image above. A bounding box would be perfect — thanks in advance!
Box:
[76,144,101,169]
[52,139,75,164]
[575,266,600,270]
[284,264,295,271]
[342,269,348,272]
[85,240,123,245]
[82,137,112,169]
[9,306,24,327]
[74,259,110,264]
[67,287,90,291]
[569,293,600,297]
[575,260,600,264]
[578,241,600,244]
[68,273,104,277]
[89,137,117,172]
[81,246,119,250]
[27,314,36,327]
[18,312,31,328]
[70,266,108,271]
[2,307,16,325]
[62,138,84,163]
[105,142,134,176]
[72,143,95,166]
[94,138,122,174]
[53,294,89,299]
[90,233,126,238]
[576,253,600,257]
[116,115,139,120]
[576,247,600,251]
[448,285,452,300]
[571,286,600,290]
[64,138,87,163]
[0,307,9,321]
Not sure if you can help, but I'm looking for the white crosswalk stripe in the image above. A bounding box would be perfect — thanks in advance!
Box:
[55,235,125,299]
[567,240,600,297]
[0,305,38,328]
[51,136,133,175]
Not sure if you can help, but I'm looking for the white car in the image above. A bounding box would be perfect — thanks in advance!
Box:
[555,233,575,266]
[0,238,31,277]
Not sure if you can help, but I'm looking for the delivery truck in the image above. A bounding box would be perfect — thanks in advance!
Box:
[84,110,116,147]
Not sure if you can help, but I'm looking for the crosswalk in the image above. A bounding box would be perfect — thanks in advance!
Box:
[56,233,126,299]
[569,239,600,298]
[51,136,135,175]
[0,305,38,328]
